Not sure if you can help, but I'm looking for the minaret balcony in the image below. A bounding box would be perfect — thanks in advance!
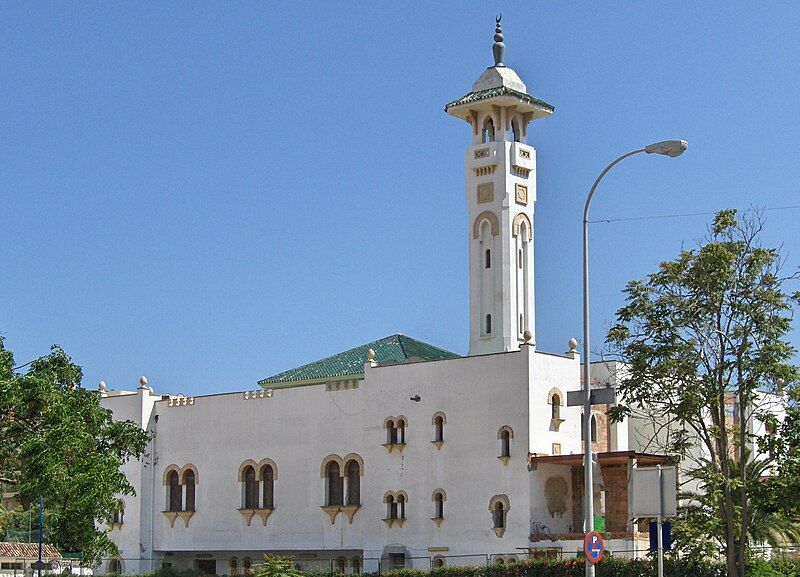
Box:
[467,141,500,173]
[511,142,535,171]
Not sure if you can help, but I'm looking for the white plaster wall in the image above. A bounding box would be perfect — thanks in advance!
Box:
[529,350,582,457]
[101,348,588,570]
[529,463,573,536]
[101,388,159,573]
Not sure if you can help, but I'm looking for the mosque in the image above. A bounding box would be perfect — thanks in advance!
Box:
[98,19,670,574]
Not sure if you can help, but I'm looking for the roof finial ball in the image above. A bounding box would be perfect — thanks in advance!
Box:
[367,348,376,362]
[492,14,505,67]
[139,375,148,389]
[523,330,533,344]
[97,380,106,392]
[568,338,578,354]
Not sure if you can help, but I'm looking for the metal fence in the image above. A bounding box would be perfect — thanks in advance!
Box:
[32,546,800,577]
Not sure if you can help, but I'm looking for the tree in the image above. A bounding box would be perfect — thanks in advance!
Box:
[606,210,800,577]
[0,336,151,563]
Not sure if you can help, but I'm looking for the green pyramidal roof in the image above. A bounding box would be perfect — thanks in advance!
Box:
[258,334,460,388]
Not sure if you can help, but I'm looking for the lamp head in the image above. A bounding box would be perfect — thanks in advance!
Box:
[645,140,688,157]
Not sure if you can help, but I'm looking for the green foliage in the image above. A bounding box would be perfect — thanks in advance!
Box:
[252,555,305,577]
[0,336,152,563]
[604,210,800,577]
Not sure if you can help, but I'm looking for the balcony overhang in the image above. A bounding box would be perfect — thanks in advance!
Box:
[529,450,673,470]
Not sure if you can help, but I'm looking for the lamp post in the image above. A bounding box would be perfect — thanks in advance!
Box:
[582,140,687,577]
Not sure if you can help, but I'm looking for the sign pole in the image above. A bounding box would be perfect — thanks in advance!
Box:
[657,465,664,577]
[37,497,43,577]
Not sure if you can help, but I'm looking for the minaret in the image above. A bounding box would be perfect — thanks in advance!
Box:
[446,17,554,356]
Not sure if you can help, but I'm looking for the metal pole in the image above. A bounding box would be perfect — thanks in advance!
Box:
[582,148,645,577]
[657,465,664,577]
[37,497,43,577]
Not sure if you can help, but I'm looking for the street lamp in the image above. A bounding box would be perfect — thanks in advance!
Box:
[581,140,687,577]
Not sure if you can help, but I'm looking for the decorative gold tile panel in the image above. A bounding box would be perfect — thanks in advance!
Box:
[515,184,528,205]
[477,183,494,204]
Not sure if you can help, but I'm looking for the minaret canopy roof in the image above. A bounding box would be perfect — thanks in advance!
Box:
[445,83,554,121]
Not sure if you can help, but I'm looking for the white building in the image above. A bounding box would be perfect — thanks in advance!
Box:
[98,20,668,575]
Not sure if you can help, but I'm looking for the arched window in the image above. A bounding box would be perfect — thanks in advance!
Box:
[397,493,406,519]
[345,460,360,506]
[493,501,505,529]
[261,464,275,508]
[433,491,444,519]
[326,461,343,506]
[336,557,346,574]
[397,418,406,444]
[386,494,397,520]
[499,428,511,458]
[243,558,252,575]
[485,249,491,269]
[386,419,397,445]
[183,469,196,512]
[551,394,561,420]
[229,558,238,577]
[482,117,495,143]
[433,557,444,568]
[496,558,505,565]
[243,466,258,509]
[511,117,520,143]
[352,558,361,575]
[108,559,122,574]
[433,414,444,443]
[167,470,182,512]
[485,314,492,335]
[111,499,124,524]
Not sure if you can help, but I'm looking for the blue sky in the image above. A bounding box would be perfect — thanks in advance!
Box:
[2,3,800,395]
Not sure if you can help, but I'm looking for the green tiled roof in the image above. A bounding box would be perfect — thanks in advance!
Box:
[258,334,460,387]
[445,86,555,113]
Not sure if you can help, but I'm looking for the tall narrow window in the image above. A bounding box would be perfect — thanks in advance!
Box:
[229,559,238,577]
[486,314,492,335]
[243,466,258,509]
[519,314,524,333]
[336,558,346,574]
[387,494,397,520]
[112,500,124,524]
[397,493,406,519]
[261,464,275,508]
[493,502,505,529]
[551,395,561,420]
[591,414,598,443]
[397,418,406,444]
[434,415,444,443]
[433,492,444,519]
[352,558,361,574]
[345,460,360,506]
[326,461,343,506]
[500,429,511,458]
[167,471,182,512]
[183,470,196,512]
[386,419,397,445]
[243,558,252,576]
[485,249,491,269]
